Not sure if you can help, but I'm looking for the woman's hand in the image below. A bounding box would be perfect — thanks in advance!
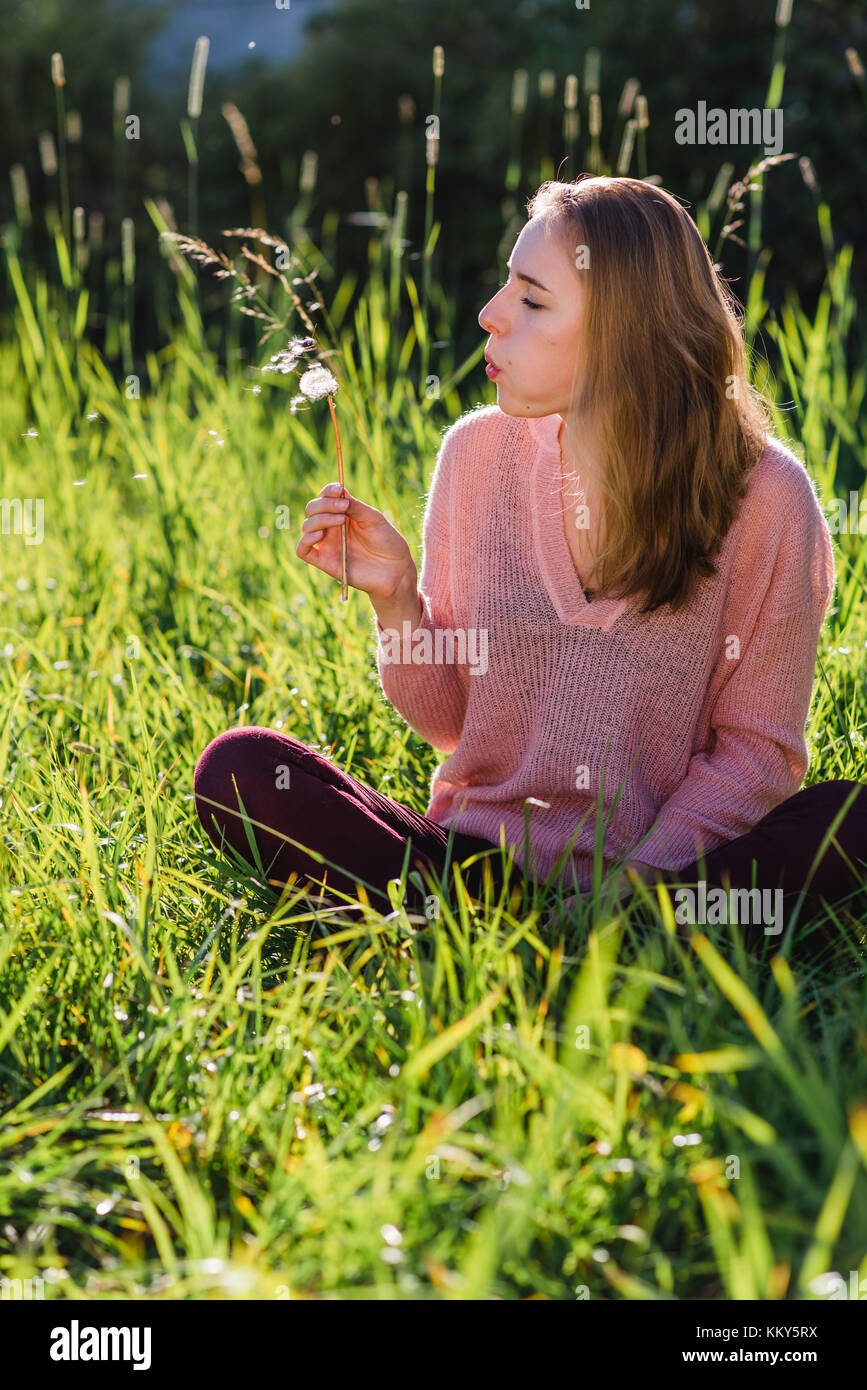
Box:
[296,482,417,601]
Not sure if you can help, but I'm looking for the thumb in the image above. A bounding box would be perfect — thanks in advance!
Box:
[323,481,382,523]
[340,489,381,522]
[323,480,361,509]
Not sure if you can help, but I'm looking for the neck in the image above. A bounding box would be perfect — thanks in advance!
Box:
[558,413,606,492]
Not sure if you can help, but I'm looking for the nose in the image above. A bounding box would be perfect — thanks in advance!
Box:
[478,290,503,335]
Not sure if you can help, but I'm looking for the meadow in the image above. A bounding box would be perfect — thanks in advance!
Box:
[1,37,867,1302]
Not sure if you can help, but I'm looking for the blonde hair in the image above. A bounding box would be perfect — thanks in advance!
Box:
[526,175,778,613]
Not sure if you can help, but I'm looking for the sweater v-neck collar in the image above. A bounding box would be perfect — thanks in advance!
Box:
[526,412,630,631]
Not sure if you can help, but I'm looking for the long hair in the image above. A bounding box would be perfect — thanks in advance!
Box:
[526,176,778,613]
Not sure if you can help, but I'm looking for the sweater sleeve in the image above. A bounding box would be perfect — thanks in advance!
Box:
[632,467,837,871]
[374,423,470,754]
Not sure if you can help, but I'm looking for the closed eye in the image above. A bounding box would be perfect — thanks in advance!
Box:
[498,278,543,310]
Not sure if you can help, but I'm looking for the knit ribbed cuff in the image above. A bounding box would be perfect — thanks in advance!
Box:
[374,587,429,644]
[629,811,725,873]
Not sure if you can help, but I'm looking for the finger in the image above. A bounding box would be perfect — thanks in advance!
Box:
[305,495,350,517]
[296,530,324,558]
[301,513,345,534]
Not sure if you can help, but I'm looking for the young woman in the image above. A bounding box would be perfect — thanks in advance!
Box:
[194,176,867,938]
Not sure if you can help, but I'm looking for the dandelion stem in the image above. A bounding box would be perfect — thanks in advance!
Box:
[327,392,348,602]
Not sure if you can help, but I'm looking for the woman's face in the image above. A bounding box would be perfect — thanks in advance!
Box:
[478,216,586,419]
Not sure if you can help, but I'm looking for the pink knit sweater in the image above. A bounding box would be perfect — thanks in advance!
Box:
[374,406,836,892]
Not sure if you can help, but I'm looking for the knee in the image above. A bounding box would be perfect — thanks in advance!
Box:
[835,782,867,832]
[194,728,244,800]
[194,727,312,810]
[196,726,296,778]
[803,781,867,841]
[800,779,865,804]
[822,780,867,813]
[194,731,241,829]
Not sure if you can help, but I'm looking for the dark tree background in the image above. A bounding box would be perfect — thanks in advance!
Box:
[1,0,864,364]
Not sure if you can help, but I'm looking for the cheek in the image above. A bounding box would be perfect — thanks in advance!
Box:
[545,327,580,374]
[535,331,570,374]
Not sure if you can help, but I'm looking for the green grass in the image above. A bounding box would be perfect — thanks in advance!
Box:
[2,36,867,1295]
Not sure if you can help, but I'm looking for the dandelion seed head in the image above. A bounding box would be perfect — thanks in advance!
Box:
[298,365,339,401]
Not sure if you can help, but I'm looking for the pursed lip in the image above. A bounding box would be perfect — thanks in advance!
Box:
[484,351,500,369]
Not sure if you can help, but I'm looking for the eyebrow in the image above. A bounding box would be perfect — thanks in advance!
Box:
[505,259,552,294]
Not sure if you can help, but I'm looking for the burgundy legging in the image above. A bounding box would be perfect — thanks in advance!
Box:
[193,726,867,930]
